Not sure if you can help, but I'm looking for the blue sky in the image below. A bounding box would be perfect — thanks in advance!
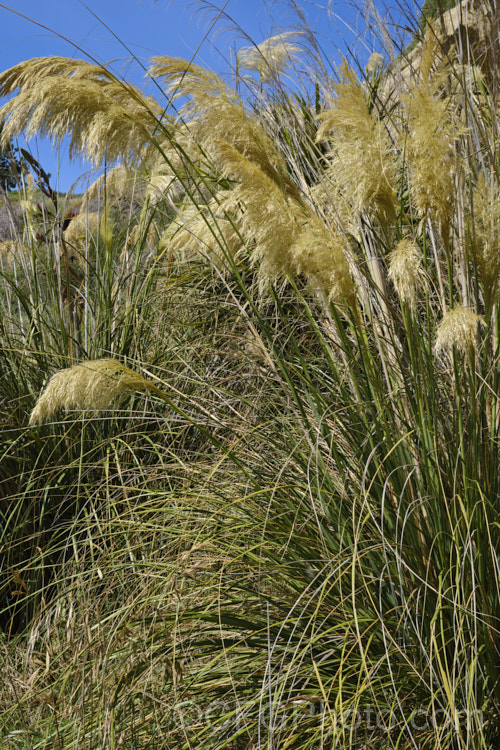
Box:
[0,0,411,191]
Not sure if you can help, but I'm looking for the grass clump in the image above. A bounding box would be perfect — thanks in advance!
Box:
[1,1,500,748]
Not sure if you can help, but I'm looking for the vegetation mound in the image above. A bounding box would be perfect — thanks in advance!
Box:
[0,1,499,748]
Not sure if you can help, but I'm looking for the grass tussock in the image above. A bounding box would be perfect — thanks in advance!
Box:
[1,1,500,748]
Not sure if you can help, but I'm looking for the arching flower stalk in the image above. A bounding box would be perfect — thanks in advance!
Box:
[402,31,461,249]
[0,57,169,167]
[388,238,428,311]
[29,359,166,426]
[212,139,357,307]
[316,60,398,230]
[237,32,303,84]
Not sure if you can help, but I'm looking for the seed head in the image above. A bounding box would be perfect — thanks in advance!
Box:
[29,359,162,426]
[402,32,459,244]
[388,238,427,310]
[317,61,397,228]
[469,173,500,317]
[0,57,166,166]
[237,33,302,83]
[365,53,384,76]
[434,306,483,358]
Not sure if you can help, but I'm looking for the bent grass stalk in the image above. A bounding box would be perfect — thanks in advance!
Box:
[0,3,499,749]
[28,358,169,426]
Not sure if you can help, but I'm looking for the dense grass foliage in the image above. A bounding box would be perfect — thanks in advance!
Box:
[1,1,499,748]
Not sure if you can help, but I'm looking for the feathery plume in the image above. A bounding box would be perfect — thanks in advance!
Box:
[29,359,164,426]
[159,194,243,269]
[81,165,135,210]
[212,140,301,284]
[148,57,296,194]
[145,166,177,206]
[291,215,357,305]
[237,33,302,83]
[64,212,101,248]
[0,56,116,94]
[365,53,384,76]
[388,238,427,310]
[63,211,113,269]
[317,61,397,228]
[402,32,459,244]
[469,173,500,317]
[434,306,483,358]
[211,140,356,304]
[0,57,168,166]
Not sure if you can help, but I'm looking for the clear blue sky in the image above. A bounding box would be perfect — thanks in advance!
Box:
[0,0,413,192]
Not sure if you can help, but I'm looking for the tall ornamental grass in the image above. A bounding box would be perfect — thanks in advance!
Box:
[1,1,499,748]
